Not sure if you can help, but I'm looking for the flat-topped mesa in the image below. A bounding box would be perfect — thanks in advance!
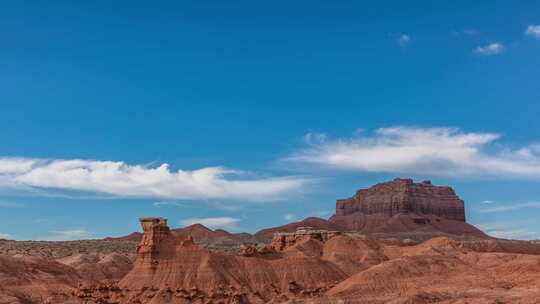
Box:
[335,178,466,222]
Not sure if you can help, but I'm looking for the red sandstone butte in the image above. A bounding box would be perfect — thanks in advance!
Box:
[329,178,487,237]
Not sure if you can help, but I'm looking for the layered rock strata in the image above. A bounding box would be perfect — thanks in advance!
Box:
[329,178,487,237]
[335,178,466,221]
[271,227,342,251]
[113,218,349,303]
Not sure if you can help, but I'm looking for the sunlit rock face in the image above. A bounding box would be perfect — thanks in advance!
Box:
[329,178,486,237]
[334,178,465,221]
[116,217,349,303]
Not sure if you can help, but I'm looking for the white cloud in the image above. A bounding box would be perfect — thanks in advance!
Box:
[475,43,505,55]
[0,157,308,201]
[481,200,495,204]
[284,213,296,221]
[180,217,241,231]
[0,158,37,174]
[288,127,540,179]
[478,202,540,213]
[525,25,540,39]
[398,34,411,47]
[0,233,11,239]
[39,229,93,241]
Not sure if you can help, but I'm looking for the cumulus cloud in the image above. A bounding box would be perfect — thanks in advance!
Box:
[478,202,540,213]
[0,233,11,239]
[475,43,505,55]
[525,25,540,39]
[288,127,540,179]
[397,34,411,47]
[0,158,308,201]
[39,229,93,241]
[180,217,241,231]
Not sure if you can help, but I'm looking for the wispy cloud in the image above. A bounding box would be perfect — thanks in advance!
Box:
[525,25,540,39]
[153,201,187,207]
[0,201,26,208]
[38,229,93,241]
[478,202,540,213]
[481,200,495,204]
[309,210,333,218]
[463,29,479,35]
[451,29,480,37]
[284,213,296,221]
[0,158,37,174]
[288,126,540,179]
[475,43,505,55]
[180,217,241,231]
[475,221,540,240]
[0,233,11,239]
[0,157,309,201]
[397,34,411,47]
[284,210,331,222]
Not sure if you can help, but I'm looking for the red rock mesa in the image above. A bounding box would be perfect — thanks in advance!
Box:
[329,178,487,237]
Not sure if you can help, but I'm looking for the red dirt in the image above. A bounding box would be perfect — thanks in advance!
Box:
[2,179,540,303]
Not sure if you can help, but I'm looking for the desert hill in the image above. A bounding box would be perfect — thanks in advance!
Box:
[1,178,539,303]
[106,223,259,249]
[74,217,540,303]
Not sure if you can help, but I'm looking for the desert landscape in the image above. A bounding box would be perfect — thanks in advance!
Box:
[2,2,540,303]
[2,178,540,303]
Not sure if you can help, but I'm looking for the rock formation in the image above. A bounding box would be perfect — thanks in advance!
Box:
[109,222,259,248]
[114,218,349,303]
[334,178,466,221]
[270,226,342,251]
[5,179,540,303]
[329,178,487,237]
[255,217,342,241]
[4,214,540,303]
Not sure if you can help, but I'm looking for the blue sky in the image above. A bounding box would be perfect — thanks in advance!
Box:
[1,1,540,240]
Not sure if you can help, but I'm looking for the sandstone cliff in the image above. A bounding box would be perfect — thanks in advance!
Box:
[329,178,487,237]
[335,178,465,221]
